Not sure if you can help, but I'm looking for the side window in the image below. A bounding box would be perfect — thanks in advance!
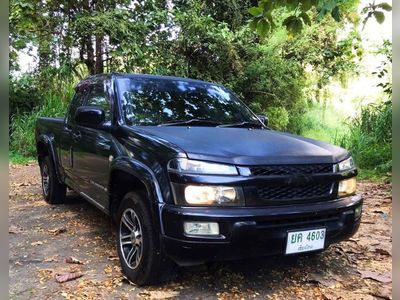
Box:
[66,89,87,125]
[85,83,111,122]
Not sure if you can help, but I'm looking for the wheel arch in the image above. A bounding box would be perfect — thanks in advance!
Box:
[37,134,63,184]
[109,157,165,234]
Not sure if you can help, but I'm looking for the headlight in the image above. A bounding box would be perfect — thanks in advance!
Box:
[338,177,357,197]
[184,185,242,205]
[337,157,355,172]
[168,158,238,175]
[171,183,244,206]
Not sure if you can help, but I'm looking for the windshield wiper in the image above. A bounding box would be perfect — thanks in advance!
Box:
[217,121,264,128]
[158,118,222,127]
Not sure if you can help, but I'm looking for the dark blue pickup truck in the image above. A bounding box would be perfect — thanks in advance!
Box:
[36,73,362,285]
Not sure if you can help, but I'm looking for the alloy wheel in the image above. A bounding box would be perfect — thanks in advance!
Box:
[119,208,143,269]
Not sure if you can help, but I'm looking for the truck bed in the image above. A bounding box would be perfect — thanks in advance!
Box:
[36,117,65,146]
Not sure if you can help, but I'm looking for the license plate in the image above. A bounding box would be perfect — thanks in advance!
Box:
[285,228,326,254]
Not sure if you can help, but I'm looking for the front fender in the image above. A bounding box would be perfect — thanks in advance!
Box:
[109,157,166,234]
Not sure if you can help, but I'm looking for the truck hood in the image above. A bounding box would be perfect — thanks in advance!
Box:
[133,126,349,165]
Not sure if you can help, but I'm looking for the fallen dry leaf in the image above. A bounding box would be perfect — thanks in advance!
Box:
[308,273,338,288]
[107,255,119,261]
[31,241,43,246]
[65,256,83,264]
[55,271,83,283]
[139,290,180,299]
[358,270,392,283]
[43,256,59,263]
[48,227,67,236]
[104,265,113,274]
[370,285,392,300]
[9,225,23,234]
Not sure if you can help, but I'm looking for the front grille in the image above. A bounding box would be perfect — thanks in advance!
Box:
[250,164,333,176]
[257,182,334,204]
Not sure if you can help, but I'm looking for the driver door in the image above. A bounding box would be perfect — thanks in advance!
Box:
[72,80,113,211]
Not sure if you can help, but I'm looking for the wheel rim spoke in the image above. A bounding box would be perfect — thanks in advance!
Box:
[122,213,134,231]
[120,234,132,246]
[126,246,137,265]
[42,165,50,196]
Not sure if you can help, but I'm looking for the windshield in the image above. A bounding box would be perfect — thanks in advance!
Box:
[116,77,261,126]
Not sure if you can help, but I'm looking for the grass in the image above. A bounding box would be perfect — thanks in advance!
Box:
[357,169,391,183]
[9,151,36,164]
[297,101,391,181]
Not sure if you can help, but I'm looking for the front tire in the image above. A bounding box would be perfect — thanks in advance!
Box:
[39,156,66,204]
[116,192,173,285]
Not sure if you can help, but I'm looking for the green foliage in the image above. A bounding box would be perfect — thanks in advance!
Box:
[337,101,392,174]
[239,42,306,116]
[265,107,290,131]
[248,0,360,37]
[374,40,392,96]
[361,1,392,27]
[10,0,390,182]
[248,0,391,37]
[292,102,346,142]
[10,74,42,117]
[10,83,74,157]
[9,152,35,164]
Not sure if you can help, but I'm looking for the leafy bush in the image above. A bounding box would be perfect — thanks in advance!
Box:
[10,74,42,117]
[10,83,74,157]
[266,106,289,131]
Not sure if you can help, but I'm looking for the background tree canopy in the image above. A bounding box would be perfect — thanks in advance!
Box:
[9,0,392,178]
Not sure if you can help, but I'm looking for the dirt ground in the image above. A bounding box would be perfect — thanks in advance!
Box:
[9,163,392,300]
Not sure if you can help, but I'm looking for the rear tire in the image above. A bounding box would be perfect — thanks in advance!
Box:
[116,191,173,285]
[39,156,66,204]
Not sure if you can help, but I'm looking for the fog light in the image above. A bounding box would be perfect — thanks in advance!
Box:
[184,222,219,236]
[354,205,362,218]
[338,177,357,197]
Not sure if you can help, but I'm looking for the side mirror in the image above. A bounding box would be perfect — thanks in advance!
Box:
[257,114,269,127]
[75,106,105,128]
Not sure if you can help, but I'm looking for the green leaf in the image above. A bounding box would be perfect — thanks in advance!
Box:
[299,12,311,26]
[286,0,300,10]
[374,11,385,24]
[317,0,337,20]
[282,15,297,26]
[284,16,303,35]
[361,7,369,14]
[248,6,263,17]
[249,18,259,31]
[257,18,270,36]
[377,3,392,12]
[331,6,341,22]
[300,0,312,11]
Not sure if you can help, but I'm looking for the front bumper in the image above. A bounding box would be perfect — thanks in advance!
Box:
[160,194,362,266]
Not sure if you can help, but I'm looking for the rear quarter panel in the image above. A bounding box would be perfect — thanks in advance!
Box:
[36,117,66,177]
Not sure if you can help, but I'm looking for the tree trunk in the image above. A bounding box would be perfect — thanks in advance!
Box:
[85,36,95,75]
[95,34,104,74]
[79,38,86,62]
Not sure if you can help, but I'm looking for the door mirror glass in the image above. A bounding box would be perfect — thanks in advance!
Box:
[257,114,268,126]
[75,106,105,128]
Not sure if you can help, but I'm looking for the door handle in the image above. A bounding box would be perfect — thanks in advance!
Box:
[72,131,82,141]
